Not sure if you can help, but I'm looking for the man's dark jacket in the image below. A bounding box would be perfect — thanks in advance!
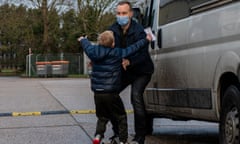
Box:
[109,19,154,75]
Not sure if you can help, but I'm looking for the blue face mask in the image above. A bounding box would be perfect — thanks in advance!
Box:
[116,16,129,26]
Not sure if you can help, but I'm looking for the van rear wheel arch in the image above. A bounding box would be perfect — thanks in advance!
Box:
[219,72,239,108]
[220,85,240,144]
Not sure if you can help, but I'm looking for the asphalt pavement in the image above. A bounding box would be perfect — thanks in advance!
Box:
[0,77,94,144]
[0,77,219,144]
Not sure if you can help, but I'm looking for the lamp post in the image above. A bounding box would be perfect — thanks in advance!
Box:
[28,48,32,77]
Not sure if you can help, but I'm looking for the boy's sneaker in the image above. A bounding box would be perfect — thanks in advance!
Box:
[93,134,101,144]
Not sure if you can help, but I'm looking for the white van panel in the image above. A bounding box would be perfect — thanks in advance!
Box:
[146,2,240,121]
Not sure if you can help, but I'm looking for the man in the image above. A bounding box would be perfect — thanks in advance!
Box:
[79,31,151,144]
[109,1,154,144]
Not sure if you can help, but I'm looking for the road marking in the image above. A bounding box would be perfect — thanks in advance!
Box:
[12,112,41,117]
[70,110,96,114]
[0,109,133,117]
[126,109,133,114]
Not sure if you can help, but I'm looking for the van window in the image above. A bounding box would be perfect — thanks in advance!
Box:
[158,0,227,26]
[189,0,211,8]
[190,0,235,14]
[159,0,190,26]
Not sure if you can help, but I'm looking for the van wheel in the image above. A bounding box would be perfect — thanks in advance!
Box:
[220,85,240,144]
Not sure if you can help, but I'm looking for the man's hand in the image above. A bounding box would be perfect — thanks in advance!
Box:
[146,34,152,42]
[122,59,130,70]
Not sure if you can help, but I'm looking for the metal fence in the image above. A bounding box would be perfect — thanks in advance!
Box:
[26,53,85,77]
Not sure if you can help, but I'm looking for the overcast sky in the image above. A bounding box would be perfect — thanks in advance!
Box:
[0,0,147,14]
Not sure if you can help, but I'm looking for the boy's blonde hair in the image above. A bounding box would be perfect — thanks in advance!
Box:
[97,30,114,48]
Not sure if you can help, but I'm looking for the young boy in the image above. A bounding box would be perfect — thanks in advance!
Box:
[78,30,151,144]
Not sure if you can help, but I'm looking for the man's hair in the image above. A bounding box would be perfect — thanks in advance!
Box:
[97,31,114,48]
[117,1,133,11]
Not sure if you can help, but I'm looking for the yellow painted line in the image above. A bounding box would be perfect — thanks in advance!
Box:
[70,109,133,114]
[12,112,41,117]
[8,109,133,117]
[126,109,134,114]
[70,109,96,114]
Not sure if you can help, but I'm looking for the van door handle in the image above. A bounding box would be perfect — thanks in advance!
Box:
[151,30,155,49]
[158,29,162,49]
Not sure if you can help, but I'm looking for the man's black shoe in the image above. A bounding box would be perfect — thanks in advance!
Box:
[131,136,145,144]
[109,135,120,144]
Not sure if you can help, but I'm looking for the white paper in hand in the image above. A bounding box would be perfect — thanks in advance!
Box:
[144,27,156,41]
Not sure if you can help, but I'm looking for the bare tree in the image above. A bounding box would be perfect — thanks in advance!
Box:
[27,0,73,53]
[76,0,116,39]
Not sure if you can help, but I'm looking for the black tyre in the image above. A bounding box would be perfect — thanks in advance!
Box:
[220,85,240,144]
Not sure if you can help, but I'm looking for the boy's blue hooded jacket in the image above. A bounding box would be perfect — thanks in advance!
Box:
[80,38,148,93]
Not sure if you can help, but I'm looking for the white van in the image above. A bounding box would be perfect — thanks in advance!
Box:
[142,0,240,143]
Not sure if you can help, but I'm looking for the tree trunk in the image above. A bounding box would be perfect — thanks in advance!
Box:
[42,0,49,53]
